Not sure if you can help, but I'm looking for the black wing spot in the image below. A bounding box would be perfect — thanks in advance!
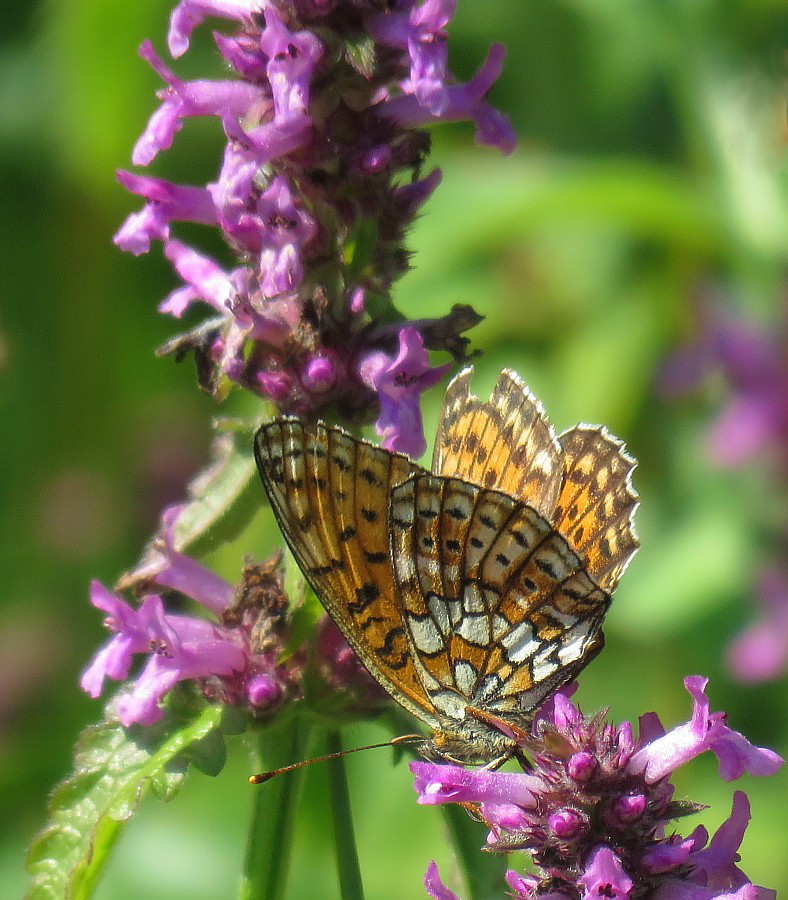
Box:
[361,507,378,523]
[298,513,312,531]
[446,539,461,553]
[310,475,327,489]
[352,582,381,612]
[422,536,434,549]
[332,454,350,472]
[288,477,303,490]
[573,526,585,543]
[392,517,410,530]
[600,537,612,558]
[522,576,537,591]
[339,526,357,541]
[359,467,380,485]
[331,558,346,570]
[510,529,529,548]
[470,537,484,549]
[479,514,496,529]
[284,448,303,459]
[536,558,557,578]
[419,508,438,520]
[447,506,466,520]
[310,564,333,576]
[365,550,388,564]
[495,553,510,567]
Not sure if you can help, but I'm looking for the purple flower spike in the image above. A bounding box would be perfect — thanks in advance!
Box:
[358,327,451,457]
[409,677,781,899]
[423,861,461,900]
[580,847,634,899]
[629,676,783,783]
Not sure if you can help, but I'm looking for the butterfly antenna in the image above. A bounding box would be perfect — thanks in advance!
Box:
[248,734,423,784]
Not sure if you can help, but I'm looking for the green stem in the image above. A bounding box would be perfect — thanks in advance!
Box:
[326,730,365,900]
[441,803,508,900]
[239,717,312,900]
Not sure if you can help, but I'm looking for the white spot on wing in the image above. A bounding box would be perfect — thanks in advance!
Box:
[453,660,478,696]
[457,615,490,646]
[501,621,540,662]
[407,615,444,654]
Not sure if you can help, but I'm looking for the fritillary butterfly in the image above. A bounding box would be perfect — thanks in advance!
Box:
[254,368,639,763]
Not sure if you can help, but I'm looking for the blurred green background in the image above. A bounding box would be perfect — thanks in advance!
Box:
[3,0,787,897]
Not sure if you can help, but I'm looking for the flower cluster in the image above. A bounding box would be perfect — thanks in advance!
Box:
[662,301,788,682]
[80,506,301,725]
[116,0,515,456]
[414,678,782,899]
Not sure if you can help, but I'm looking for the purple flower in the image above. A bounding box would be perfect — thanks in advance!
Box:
[380,43,517,155]
[81,509,301,725]
[168,0,255,57]
[728,567,788,682]
[255,175,317,297]
[580,847,634,899]
[114,172,216,254]
[133,41,260,167]
[81,583,245,726]
[423,861,460,900]
[662,303,788,468]
[357,327,451,456]
[629,676,783,783]
[410,677,782,899]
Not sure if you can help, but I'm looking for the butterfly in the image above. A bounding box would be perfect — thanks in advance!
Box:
[254,368,639,763]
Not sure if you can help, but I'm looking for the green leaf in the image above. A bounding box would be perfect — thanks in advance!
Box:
[26,702,225,900]
[117,425,263,590]
[343,33,376,80]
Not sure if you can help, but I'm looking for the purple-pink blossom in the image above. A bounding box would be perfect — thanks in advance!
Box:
[116,0,507,430]
[357,327,451,457]
[629,676,782,783]
[411,677,782,899]
[81,507,299,726]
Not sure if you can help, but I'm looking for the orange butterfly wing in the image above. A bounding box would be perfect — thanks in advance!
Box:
[255,419,439,727]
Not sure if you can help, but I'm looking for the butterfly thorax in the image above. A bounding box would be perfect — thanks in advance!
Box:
[422,719,518,764]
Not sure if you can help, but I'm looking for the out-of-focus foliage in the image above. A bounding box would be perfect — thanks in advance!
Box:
[2,0,786,897]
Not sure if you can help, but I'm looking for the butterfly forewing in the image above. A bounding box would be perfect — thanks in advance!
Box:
[553,426,639,593]
[390,474,610,726]
[433,368,563,519]
[255,420,439,726]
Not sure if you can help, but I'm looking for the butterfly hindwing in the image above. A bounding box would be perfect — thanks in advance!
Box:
[390,474,610,726]
[255,420,439,726]
[553,426,639,593]
[433,368,563,519]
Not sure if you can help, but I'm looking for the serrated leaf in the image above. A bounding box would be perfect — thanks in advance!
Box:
[343,32,376,80]
[26,702,224,900]
[117,426,263,591]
